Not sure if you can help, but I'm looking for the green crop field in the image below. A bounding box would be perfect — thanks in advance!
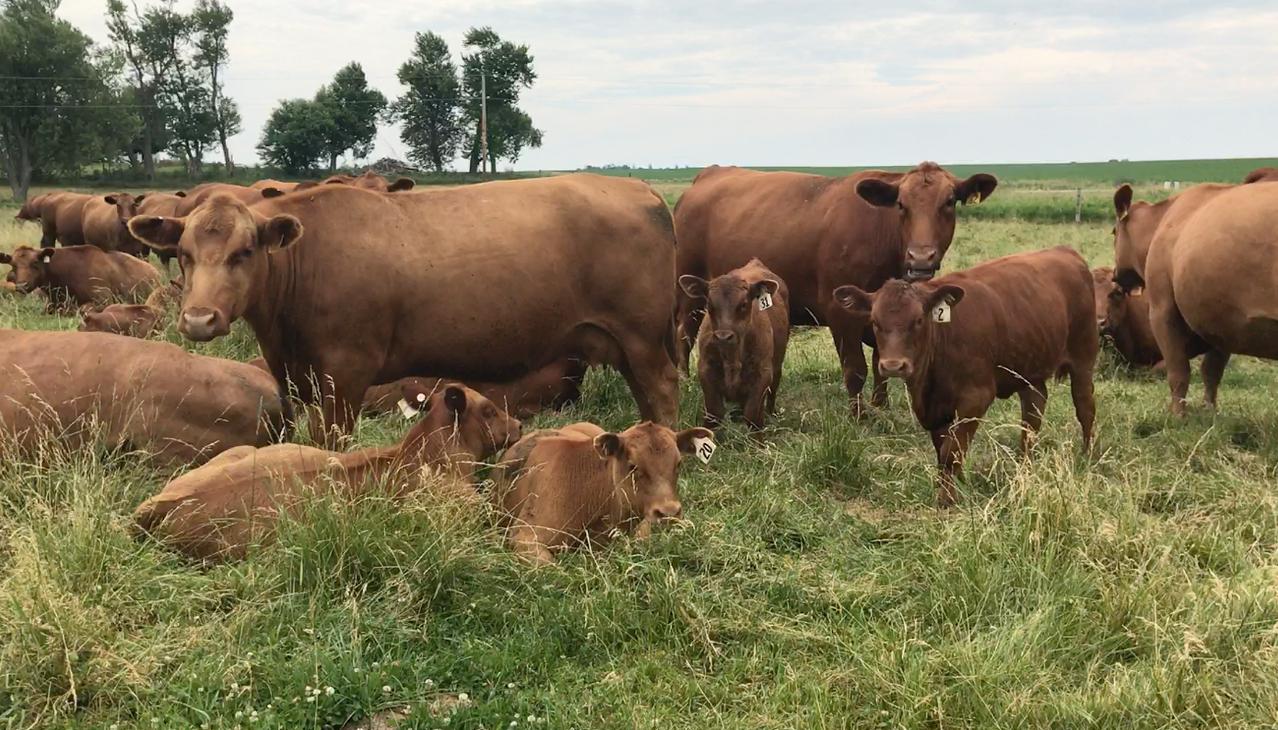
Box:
[3,171,1278,729]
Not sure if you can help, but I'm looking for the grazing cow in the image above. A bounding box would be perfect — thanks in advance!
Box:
[833,247,1098,507]
[78,302,165,338]
[133,193,188,266]
[678,258,790,432]
[1243,167,1278,184]
[81,194,148,256]
[24,191,94,247]
[674,162,998,413]
[128,176,681,442]
[322,171,415,192]
[1091,267,1162,369]
[1110,182,1234,295]
[131,384,519,562]
[0,330,289,465]
[0,244,161,311]
[1136,182,1278,414]
[492,421,713,565]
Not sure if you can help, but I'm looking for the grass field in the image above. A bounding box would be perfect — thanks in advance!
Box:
[3,175,1278,729]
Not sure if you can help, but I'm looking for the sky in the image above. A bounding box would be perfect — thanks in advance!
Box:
[57,0,1278,171]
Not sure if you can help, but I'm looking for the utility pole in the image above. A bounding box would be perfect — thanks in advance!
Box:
[479,54,490,174]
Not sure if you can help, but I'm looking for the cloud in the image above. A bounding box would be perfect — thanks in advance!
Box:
[56,0,1278,170]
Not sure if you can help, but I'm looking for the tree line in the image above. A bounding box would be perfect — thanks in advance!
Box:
[0,0,542,200]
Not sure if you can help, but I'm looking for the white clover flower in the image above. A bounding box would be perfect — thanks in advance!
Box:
[305,696,315,703]
[507,683,516,689]
[457,692,469,702]
[382,685,392,694]
[325,686,335,696]
[423,679,435,688]
[235,711,243,719]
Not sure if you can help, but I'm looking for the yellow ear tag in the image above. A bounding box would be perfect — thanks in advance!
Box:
[966,192,982,205]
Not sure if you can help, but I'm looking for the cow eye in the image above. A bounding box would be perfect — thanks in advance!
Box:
[896,201,906,211]
[484,406,497,418]
[944,196,957,208]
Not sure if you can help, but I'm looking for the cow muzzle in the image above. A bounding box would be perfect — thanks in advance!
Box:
[879,358,914,379]
[179,307,228,341]
[647,501,683,522]
[905,248,939,281]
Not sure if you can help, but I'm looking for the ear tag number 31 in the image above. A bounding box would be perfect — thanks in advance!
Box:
[758,292,773,311]
[932,300,952,324]
[692,436,717,465]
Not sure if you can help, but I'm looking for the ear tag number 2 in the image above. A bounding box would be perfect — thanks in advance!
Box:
[932,300,952,324]
[757,292,773,311]
[692,436,717,465]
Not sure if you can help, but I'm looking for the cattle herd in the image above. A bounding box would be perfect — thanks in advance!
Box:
[3,163,1278,564]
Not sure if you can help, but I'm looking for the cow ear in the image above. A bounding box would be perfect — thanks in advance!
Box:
[38,247,56,264]
[260,187,286,199]
[104,195,118,205]
[675,427,714,455]
[856,179,899,208]
[295,180,319,191]
[749,278,779,300]
[1113,184,1133,221]
[444,385,467,416]
[134,194,147,206]
[927,284,965,310]
[128,216,185,253]
[0,252,10,265]
[832,284,872,314]
[174,190,187,198]
[678,274,709,299]
[257,215,303,250]
[956,174,998,205]
[593,432,623,459]
[387,177,415,192]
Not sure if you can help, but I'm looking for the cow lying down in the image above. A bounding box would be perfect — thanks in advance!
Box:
[0,330,288,466]
[132,384,521,562]
[492,421,714,565]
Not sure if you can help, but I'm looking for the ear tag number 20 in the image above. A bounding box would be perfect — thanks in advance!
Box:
[692,436,717,465]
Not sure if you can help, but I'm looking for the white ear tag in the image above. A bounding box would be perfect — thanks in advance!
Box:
[932,300,952,324]
[692,436,717,465]
[757,292,773,311]
[397,392,427,420]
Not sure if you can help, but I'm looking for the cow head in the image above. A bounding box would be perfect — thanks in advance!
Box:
[679,265,779,358]
[593,422,712,526]
[855,162,997,281]
[15,194,43,222]
[0,245,56,294]
[1110,184,1163,293]
[400,382,523,461]
[834,279,965,379]
[1091,267,1115,332]
[127,194,303,341]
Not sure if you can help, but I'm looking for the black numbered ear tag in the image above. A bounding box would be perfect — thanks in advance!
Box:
[758,292,773,311]
[692,436,717,465]
[932,301,952,324]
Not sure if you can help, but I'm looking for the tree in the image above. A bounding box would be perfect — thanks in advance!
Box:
[460,27,542,173]
[257,99,336,174]
[137,1,216,176]
[392,31,463,172]
[315,63,386,172]
[107,0,166,180]
[0,0,135,199]
[192,0,238,173]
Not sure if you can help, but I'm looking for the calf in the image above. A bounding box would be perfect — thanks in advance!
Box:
[834,247,1098,506]
[0,330,289,466]
[362,357,588,419]
[78,302,165,338]
[131,384,520,562]
[679,258,790,432]
[1092,266,1163,369]
[0,244,161,311]
[492,421,713,565]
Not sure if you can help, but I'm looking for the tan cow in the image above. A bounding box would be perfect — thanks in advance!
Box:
[834,247,1098,506]
[492,421,713,565]
[0,244,161,311]
[26,191,94,246]
[78,302,165,338]
[1243,167,1278,184]
[128,176,681,442]
[131,384,520,562]
[0,330,289,465]
[1091,266,1162,369]
[81,194,148,256]
[360,357,588,419]
[322,171,415,192]
[1139,182,1278,413]
[679,258,790,432]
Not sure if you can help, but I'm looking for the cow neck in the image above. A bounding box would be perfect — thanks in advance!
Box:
[245,245,300,348]
[905,318,952,418]
[397,419,480,484]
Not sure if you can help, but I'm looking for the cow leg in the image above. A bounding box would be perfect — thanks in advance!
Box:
[700,371,727,430]
[313,372,366,448]
[742,381,769,437]
[1069,366,1097,454]
[1017,381,1048,456]
[618,335,680,426]
[676,295,705,375]
[1148,299,1196,416]
[831,327,869,417]
[870,349,889,409]
[934,417,981,508]
[1200,348,1231,410]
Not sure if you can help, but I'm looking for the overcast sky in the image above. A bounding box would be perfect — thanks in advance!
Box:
[58,0,1278,171]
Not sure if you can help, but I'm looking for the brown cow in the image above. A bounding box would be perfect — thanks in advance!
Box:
[174,183,274,217]
[26,191,94,246]
[833,247,1098,507]
[492,421,713,565]
[81,194,149,256]
[128,176,681,442]
[1110,182,1234,295]
[674,162,997,413]
[0,329,289,465]
[130,384,520,562]
[78,302,165,338]
[678,258,790,432]
[1243,167,1278,184]
[0,244,161,311]
[1091,266,1162,369]
[322,171,415,192]
[1138,182,1278,414]
[133,192,188,266]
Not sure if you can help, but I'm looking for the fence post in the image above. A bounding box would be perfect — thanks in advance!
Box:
[1075,188,1082,224]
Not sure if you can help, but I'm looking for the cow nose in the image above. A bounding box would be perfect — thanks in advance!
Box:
[507,418,523,443]
[713,330,736,343]
[649,502,683,521]
[879,358,913,378]
[180,308,221,341]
